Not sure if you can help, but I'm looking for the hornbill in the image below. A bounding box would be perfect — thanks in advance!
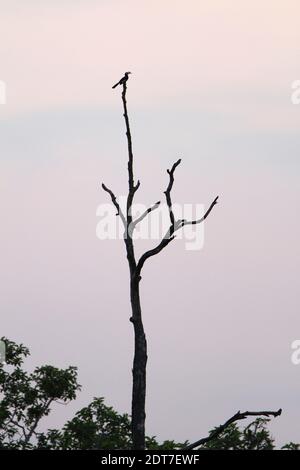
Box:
[112,72,131,89]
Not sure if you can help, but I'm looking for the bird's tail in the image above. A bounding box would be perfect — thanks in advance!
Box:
[112,82,119,89]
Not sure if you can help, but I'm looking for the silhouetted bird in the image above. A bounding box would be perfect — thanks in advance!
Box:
[112,72,131,89]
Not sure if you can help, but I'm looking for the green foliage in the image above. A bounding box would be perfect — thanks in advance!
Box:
[38,398,132,449]
[281,442,300,450]
[0,337,80,449]
[145,437,188,450]
[37,399,186,450]
[0,338,299,450]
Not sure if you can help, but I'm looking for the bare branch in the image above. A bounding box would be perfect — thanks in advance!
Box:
[127,180,140,223]
[136,236,175,274]
[179,195,219,229]
[183,408,282,450]
[164,158,181,235]
[135,159,181,273]
[136,159,218,273]
[131,201,161,230]
[102,183,126,227]
[172,195,219,232]
[122,82,135,192]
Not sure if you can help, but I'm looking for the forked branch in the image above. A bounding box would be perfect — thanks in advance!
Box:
[136,158,218,274]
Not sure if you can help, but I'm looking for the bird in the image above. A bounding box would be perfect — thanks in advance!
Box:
[112,72,131,89]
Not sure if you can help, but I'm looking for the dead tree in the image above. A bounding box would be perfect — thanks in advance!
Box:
[102,74,281,449]
[102,73,218,449]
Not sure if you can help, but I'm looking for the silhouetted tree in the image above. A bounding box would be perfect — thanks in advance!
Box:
[102,74,218,449]
[102,74,282,450]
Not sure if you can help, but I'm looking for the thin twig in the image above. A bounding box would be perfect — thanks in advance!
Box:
[130,201,161,231]
[102,183,126,227]
[178,196,219,230]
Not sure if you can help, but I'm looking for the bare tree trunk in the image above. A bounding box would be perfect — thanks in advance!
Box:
[130,275,147,450]
[119,78,147,449]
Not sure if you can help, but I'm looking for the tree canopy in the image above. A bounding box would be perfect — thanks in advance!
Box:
[0,338,298,450]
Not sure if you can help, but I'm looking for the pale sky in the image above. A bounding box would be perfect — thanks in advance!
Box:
[1,0,300,447]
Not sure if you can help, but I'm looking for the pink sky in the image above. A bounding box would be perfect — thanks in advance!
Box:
[1,0,300,447]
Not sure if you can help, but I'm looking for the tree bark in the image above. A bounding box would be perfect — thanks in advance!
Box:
[130,275,147,450]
